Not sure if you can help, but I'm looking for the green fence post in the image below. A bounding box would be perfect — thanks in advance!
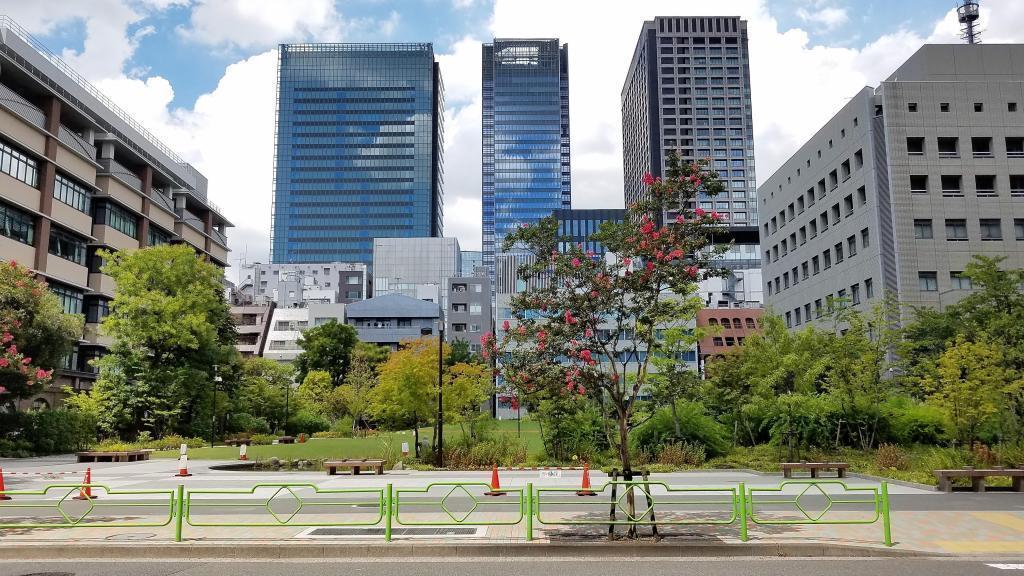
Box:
[880,481,892,547]
[385,483,393,542]
[737,482,748,542]
[174,484,185,542]
[525,483,534,542]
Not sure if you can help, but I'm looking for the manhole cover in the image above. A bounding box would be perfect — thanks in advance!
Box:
[104,533,156,541]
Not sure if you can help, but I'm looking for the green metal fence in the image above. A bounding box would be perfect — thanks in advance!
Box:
[0,483,175,530]
[0,479,892,546]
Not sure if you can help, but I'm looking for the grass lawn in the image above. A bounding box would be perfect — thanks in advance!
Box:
[152,418,543,461]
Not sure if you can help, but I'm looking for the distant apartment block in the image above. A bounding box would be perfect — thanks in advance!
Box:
[760,44,1024,328]
[237,262,368,307]
[345,293,441,351]
[696,308,763,368]
[0,17,230,409]
[622,16,756,226]
[271,43,444,266]
[446,276,492,353]
[230,303,275,358]
[263,303,347,364]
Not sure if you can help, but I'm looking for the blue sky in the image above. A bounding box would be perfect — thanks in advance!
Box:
[2,0,1018,268]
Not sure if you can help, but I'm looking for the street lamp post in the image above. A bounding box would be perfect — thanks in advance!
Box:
[436,324,445,468]
[209,366,222,445]
[284,380,291,434]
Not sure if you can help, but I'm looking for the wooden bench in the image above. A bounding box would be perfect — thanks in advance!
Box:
[325,459,385,476]
[781,462,849,478]
[934,467,1024,493]
[225,438,252,447]
[277,436,295,444]
[76,450,151,463]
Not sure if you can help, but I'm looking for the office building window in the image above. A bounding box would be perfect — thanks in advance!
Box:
[851,283,861,305]
[980,219,1002,240]
[94,201,138,239]
[914,219,933,239]
[469,303,482,315]
[910,175,928,193]
[918,271,938,292]
[950,272,973,290]
[861,228,870,248]
[1016,219,1024,240]
[0,138,38,187]
[865,278,874,299]
[53,173,92,213]
[347,276,360,284]
[48,227,87,265]
[945,219,968,241]
[0,201,35,245]
[51,284,84,315]
[148,226,172,246]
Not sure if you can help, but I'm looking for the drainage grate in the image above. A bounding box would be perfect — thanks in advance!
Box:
[302,526,481,538]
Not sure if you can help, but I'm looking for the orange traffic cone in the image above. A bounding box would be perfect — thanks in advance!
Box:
[576,462,597,496]
[0,467,11,501]
[484,463,505,496]
[73,467,96,500]
[239,443,248,461]
[175,454,192,477]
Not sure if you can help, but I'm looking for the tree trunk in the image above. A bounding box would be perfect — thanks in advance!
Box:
[413,418,420,459]
[670,400,681,440]
[616,410,638,539]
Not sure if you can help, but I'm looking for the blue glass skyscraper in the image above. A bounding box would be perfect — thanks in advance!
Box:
[482,39,570,283]
[271,43,444,265]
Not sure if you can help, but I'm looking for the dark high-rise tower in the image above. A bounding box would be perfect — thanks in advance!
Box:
[271,43,444,266]
[482,39,571,283]
[621,17,756,227]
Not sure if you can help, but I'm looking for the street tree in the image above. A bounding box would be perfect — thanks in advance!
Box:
[371,337,445,457]
[487,153,729,478]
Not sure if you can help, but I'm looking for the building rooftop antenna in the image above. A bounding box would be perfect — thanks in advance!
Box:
[957,0,982,44]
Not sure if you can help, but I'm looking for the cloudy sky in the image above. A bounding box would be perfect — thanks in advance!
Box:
[3,0,1022,272]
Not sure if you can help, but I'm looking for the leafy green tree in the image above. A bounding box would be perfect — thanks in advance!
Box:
[234,356,291,433]
[0,260,82,401]
[444,361,492,440]
[489,153,728,476]
[648,327,702,440]
[337,353,377,435]
[92,245,236,438]
[294,320,358,386]
[925,335,1020,447]
[371,338,443,457]
[296,369,334,418]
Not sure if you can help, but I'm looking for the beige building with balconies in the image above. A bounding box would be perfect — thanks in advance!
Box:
[0,17,232,409]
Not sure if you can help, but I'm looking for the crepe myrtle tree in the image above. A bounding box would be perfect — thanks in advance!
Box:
[484,153,728,477]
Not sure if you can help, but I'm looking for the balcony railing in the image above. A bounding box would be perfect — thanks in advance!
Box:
[0,81,45,129]
[57,125,97,161]
[211,227,228,246]
[180,208,205,232]
[150,189,176,213]
[98,157,143,192]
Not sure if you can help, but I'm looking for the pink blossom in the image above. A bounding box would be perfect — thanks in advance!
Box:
[695,208,706,217]
[586,250,594,258]
[35,368,48,379]
[590,290,599,298]
[584,328,594,338]
[571,258,581,268]
[565,310,578,325]
[517,325,526,336]
[8,260,16,267]
[0,386,6,394]
[537,330,547,340]
[710,211,720,220]
[0,358,8,368]
[577,385,586,395]
[640,220,655,234]
[694,178,702,187]
[655,251,664,261]
[21,357,31,365]
[623,258,632,267]
[502,320,510,331]
[521,223,530,228]
[675,215,685,223]
[6,345,16,355]
[646,261,655,272]
[579,349,593,363]
[685,266,699,279]
[1,332,12,343]
[642,172,655,185]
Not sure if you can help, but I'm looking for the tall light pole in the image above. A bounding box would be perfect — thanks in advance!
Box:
[435,323,445,467]
[209,365,221,445]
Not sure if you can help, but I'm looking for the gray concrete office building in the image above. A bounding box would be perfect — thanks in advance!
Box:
[446,276,492,354]
[760,44,1024,328]
[622,16,756,226]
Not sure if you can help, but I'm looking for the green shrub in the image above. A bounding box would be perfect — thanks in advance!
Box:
[444,436,528,468]
[330,416,355,437]
[657,441,706,467]
[874,443,909,470]
[882,398,949,445]
[312,431,344,438]
[285,410,330,436]
[632,401,730,458]
[229,413,270,435]
[20,410,96,454]
[0,438,33,458]
[995,443,1024,467]
[145,435,207,451]
[250,433,277,445]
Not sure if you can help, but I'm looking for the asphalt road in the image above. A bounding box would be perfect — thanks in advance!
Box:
[2,559,1024,576]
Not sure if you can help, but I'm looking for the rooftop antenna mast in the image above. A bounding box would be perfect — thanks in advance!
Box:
[957,0,981,44]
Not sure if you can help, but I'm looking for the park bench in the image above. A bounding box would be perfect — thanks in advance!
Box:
[76,450,151,463]
[224,438,252,447]
[934,467,1024,493]
[277,436,295,444]
[325,459,386,476]
[780,461,849,478]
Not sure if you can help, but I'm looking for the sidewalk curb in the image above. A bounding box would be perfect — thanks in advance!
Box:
[847,472,937,492]
[0,541,940,560]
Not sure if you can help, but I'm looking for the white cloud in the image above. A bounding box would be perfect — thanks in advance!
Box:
[796,4,849,32]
